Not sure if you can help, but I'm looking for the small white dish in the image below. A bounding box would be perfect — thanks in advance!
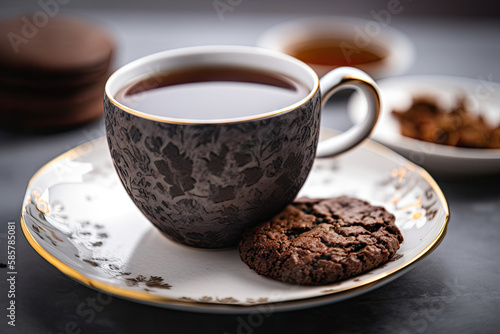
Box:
[348,75,500,176]
[21,130,448,313]
[257,16,415,79]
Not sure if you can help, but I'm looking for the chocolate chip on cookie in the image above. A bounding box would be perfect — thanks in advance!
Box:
[239,196,404,285]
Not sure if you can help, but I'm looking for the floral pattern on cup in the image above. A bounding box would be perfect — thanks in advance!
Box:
[104,93,321,248]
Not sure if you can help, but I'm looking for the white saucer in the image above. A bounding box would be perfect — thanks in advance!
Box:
[21,129,448,313]
[348,75,500,176]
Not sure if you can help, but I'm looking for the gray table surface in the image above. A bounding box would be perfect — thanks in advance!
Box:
[0,11,499,334]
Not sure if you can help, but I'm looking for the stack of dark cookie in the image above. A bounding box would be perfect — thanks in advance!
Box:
[0,15,114,132]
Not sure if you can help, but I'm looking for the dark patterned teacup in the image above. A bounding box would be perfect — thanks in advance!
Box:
[104,46,380,248]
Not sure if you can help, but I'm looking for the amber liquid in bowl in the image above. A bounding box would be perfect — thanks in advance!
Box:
[286,39,386,71]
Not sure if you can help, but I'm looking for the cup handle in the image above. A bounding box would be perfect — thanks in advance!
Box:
[316,67,381,158]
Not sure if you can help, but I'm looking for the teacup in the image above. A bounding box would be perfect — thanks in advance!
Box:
[104,45,380,248]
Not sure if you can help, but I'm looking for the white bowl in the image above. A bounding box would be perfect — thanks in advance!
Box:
[257,16,415,79]
[348,75,500,176]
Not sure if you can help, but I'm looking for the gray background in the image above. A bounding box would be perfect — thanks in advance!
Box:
[1,0,500,17]
[0,0,500,333]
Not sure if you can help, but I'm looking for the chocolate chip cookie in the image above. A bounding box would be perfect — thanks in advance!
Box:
[238,196,404,285]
